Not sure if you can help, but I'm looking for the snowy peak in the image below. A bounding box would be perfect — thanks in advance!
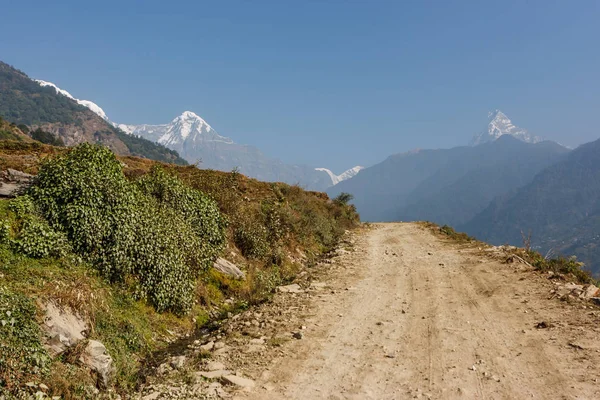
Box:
[316,166,364,186]
[121,111,234,147]
[164,111,215,142]
[470,110,543,146]
[35,80,110,122]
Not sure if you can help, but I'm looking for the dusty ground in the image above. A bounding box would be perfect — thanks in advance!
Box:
[144,223,600,400]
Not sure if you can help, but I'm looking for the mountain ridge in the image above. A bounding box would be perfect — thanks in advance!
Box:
[328,113,569,222]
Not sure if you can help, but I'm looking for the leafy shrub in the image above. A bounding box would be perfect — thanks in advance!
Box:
[27,144,225,314]
[439,224,473,242]
[262,201,287,246]
[234,219,269,259]
[524,250,594,284]
[0,286,51,394]
[137,166,227,273]
[4,196,71,258]
[333,192,354,205]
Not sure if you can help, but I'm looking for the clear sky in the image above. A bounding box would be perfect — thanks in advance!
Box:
[1,0,598,172]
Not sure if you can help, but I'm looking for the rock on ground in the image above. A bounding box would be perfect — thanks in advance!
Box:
[222,374,256,389]
[276,284,303,294]
[0,169,33,197]
[213,258,245,279]
[42,302,88,356]
[79,340,115,389]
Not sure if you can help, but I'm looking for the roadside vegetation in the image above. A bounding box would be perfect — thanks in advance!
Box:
[0,142,359,398]
[422,221,596,285]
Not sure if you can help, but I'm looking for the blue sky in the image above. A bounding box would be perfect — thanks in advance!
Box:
[1,0,599,171]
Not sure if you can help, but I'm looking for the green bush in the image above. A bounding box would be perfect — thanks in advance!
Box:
[27,144,225,314]
[524,250,594,284]
[137,166,227,273]
[0,286,51,394]
[439,224,473,242]
[234,219,269,259]
[4,196,71,258]
[333,192,354,205]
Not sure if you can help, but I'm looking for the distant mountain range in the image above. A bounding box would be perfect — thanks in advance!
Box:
[33,78,360,191]
[328,110,568,223]
[328,134,568,223]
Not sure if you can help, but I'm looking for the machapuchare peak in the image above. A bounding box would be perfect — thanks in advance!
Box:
[470,110,543,146]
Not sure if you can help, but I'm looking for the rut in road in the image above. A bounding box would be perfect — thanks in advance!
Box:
[248,223,600,400]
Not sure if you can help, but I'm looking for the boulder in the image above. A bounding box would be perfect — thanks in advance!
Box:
[309,281,328,291]
[206,361,226,371]
[42,302,88,356]
[0,169,33,198]
[277,284,303,294]
[581,285,600,299]
[200,340,215,351]
[6,168,33,181]
[80,340,115,389]
[170,355,186,369]
[213,258,245,279]
[564,283,584,291]
[197,370,231,379]
[222,374,256,389]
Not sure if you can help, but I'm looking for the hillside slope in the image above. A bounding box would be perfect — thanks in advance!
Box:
[0,61,187,165]
[462,137,600,275]
[0,116,33,142]
[0,142,359,397]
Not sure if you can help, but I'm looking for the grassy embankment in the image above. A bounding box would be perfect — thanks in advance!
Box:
[0,141,359,398]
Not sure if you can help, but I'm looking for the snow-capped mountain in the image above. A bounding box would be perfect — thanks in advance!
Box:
[119,111,234,147]
[315,166,364,185]
[35,80,110,122]
[121,112,334,189]
[470,110,543,146]
[33,80,355,190]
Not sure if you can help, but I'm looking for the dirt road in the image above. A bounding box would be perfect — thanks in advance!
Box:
[246,223,600,400]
